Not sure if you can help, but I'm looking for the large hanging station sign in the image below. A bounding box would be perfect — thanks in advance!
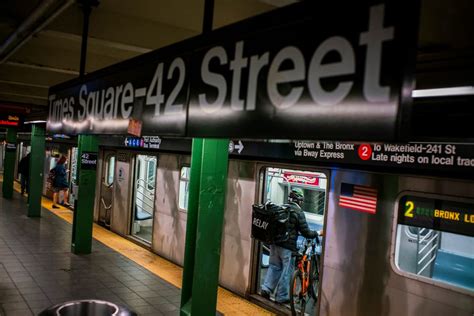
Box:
[48,0,419,140]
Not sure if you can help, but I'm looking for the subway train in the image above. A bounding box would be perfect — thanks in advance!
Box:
[2,130,473,315]
[88,137,473,316]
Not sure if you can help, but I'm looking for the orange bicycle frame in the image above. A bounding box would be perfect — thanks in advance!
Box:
[296,253,311,295]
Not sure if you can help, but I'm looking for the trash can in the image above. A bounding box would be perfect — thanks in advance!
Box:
[38,299,137,316]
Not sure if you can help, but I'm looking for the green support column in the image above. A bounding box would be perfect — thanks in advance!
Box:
[28,125,45,217]
[180,138,203,314]
[2,127,17,199]
[71,135,98,254]
[181,138,229,316]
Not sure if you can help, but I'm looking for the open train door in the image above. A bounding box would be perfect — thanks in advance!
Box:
[98,150,116,228]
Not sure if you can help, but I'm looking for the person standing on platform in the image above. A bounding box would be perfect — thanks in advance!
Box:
[261,189,319,304]
[18,153,31,195]
[51,155,70,208]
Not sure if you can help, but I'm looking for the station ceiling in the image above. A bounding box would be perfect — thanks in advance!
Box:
[0,0,473,121]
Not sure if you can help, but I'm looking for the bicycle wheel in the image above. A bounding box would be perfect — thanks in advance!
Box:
[290,270,306,316]
[309,254,320,301]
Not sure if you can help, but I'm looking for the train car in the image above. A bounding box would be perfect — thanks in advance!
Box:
[91,134,473,316]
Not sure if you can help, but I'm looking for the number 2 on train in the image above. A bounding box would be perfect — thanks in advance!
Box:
[404,201,414,218]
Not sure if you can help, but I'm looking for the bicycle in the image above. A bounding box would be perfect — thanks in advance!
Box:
[290,236,321,316]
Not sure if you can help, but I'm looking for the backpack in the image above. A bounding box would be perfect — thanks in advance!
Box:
[251,202,291,244]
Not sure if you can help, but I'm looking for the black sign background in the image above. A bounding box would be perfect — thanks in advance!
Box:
[398,195,474,237]
[47,0,419,141]
[80,152,98,170]
[188,1,418,140]
[48,54,189,136]
[243,141,474,175]
[95,135,474,177]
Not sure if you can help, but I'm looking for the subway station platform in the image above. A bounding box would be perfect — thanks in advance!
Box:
[0,184,272,316]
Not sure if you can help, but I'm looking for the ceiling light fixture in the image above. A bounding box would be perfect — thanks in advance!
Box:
[412,86,474,98]
[24,120,46,124]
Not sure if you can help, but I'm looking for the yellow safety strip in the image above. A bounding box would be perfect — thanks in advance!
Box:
[11,181,272,315]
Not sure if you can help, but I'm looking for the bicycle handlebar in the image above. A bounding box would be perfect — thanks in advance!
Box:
[307,233,321,245]
[314,233,321,245]
[299,236,320,254]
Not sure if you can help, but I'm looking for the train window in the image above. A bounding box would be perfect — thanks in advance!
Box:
[106,156,115,185]
[179,167,190,210]
[132,155,157,243]
[146,159,156,190]
[263,167,327,223]
[394,195,474,291]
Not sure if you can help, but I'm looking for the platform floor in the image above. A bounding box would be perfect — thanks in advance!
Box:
[0,184,272,316]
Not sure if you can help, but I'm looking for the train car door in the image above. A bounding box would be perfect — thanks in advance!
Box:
[131,154,157,243]
[98,150,116,227]
[254,166,328,313]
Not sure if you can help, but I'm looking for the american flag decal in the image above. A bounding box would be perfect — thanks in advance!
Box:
[339,183,377,214]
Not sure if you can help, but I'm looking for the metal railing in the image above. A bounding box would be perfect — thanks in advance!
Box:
[99,198,112,227]
[135,179,155,215]
[137,178,155,190]
[416,228,440,275]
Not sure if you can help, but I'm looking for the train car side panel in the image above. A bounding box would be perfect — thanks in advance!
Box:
[218,160,257,295]
[152,153,188,265]
[319,170,474,316]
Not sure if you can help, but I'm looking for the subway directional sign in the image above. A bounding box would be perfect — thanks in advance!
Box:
[47,0,419,140]
[398,195,474,237]
[0,115,21,127]
[80,152,98,170]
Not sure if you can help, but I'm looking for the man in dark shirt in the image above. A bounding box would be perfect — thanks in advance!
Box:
[18,153,30,195]
[261,189,318,304]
